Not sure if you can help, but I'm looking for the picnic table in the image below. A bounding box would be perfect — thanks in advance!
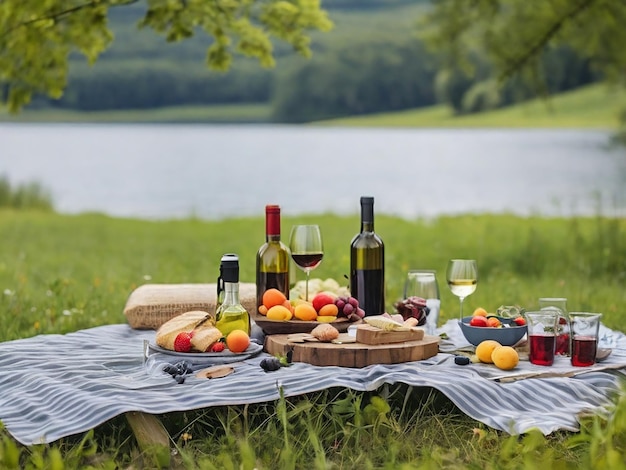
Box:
[0,320,625,446]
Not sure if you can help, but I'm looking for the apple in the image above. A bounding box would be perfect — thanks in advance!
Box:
[312,293,335,313]
[469,316,488,327]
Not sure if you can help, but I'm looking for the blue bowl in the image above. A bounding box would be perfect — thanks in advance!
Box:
[458,316,527,347]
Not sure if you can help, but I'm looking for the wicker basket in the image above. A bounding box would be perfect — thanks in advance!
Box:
[123,283,257,330]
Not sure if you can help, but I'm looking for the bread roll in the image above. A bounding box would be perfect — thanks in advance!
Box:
[311,323,339,342]
[190,326,222,352]
[155,310,211,350]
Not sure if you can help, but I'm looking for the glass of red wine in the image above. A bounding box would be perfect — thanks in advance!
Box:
[289,224,323,302]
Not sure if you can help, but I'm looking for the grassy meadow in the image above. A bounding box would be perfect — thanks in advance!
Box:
[320,83,626,129]
[0,207,625,468]
[0,103,272,124]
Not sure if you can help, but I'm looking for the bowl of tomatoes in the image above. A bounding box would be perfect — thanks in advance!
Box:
[458,315,527,347]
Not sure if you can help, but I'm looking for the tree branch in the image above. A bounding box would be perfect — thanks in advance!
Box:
[0,0,139,41]
[500,0,597,79]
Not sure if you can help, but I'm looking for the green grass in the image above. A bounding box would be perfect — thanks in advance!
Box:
[0,103,272,124]
[319,83,626,129]
[0,209,625,467]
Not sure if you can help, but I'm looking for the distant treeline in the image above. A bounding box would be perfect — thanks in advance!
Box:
[34,1,598,122]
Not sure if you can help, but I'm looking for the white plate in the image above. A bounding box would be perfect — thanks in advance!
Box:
[147,341,263,363]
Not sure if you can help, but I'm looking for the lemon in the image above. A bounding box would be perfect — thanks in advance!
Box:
[491,346,519,370]
[475,340,502,363]
[316,316,337,323]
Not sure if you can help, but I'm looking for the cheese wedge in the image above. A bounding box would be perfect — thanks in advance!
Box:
[364,315,410,331]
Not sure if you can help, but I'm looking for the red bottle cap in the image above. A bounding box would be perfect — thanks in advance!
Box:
[265,205,281,236]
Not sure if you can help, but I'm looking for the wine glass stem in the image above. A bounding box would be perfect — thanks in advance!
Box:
[459,297,465,320]
[305,270,310,302]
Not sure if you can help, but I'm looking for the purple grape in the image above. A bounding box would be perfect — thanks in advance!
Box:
[343,303,354,315]
[348,297,359,308]
[335,299,346,310]
[356,308,365,318]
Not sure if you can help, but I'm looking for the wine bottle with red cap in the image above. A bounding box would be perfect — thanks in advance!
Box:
[256,205,291,309]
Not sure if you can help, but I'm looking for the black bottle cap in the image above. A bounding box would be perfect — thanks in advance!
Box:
[220,253,239,283]
[360,196,374,223]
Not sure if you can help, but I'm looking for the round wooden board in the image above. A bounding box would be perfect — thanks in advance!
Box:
[265,334,440,368]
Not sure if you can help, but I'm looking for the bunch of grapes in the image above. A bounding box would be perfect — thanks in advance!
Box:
[334,296,365,322]
[393,296,430,326]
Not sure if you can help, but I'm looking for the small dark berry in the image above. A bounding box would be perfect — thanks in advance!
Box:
[454,356,470,365]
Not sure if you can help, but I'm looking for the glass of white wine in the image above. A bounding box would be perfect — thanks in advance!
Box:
[446,259,478,320]
[289,225,323,301]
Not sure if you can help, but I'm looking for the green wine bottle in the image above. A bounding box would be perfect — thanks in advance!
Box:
[350,196,385,316]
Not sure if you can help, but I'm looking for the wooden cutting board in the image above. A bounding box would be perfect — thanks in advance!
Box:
[264,334,440,368]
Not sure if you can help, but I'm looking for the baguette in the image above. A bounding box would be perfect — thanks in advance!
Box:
[190,326,223,352]
[155,310,211,350]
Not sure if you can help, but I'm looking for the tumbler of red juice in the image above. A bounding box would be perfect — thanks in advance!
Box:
[569,312,602,367]
[525,311,559,366]
[538,298,569,355]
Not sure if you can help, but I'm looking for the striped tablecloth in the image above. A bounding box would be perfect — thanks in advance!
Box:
[0,321,625,445]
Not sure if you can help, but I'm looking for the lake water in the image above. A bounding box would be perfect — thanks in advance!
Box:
[1,123,625,220]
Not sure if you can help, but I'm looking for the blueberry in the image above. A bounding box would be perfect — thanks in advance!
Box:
[454,356,470,365]
[260,357,281,372]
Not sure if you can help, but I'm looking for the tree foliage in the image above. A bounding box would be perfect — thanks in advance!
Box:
[434,46,598,115]
[419,0,626,139]
[0,0,332,113]
[272,38,437,122]
[419,0,626,84]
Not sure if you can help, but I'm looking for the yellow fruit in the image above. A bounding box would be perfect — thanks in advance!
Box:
[318,303,339,317]
[473,307,488,317]
[475,340,502,363]
[266,305,293,321]
[294,303,318,321]
[491,346,519,370]
[316,316,337,323]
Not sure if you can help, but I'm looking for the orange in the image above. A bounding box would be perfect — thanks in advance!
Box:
[226,329,250,353]
[491,346,519,370]
[486,317,502,328]
[475,340,502,363]
[318,303,339,317]
[473,307,488,317]
[262,288,287,309]
[266,305,293,321]
[294,303,318,321]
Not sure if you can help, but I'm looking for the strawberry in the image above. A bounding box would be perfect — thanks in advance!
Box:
[513,317,526,326]
[210,342,225,353]
[174,332,192,352]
